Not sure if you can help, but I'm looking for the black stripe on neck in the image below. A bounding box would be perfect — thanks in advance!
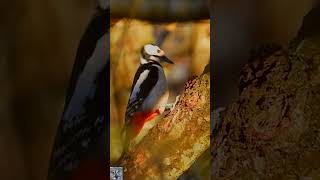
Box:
[141,60,162,67]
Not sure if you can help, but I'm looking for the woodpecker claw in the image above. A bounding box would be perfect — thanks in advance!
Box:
[173,95,181,108]
[164,95,180,112]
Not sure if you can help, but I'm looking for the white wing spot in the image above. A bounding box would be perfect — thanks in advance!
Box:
[130,70,150,101]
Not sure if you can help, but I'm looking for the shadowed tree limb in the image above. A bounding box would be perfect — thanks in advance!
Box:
[119,73,210,179]
[110,0,210,22]
[211,5,320,179]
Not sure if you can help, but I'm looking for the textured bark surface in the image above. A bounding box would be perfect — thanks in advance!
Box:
[211,6,320,179]
[120,73,210,179]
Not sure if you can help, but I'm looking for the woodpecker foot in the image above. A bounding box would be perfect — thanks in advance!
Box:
[164,95,180,112]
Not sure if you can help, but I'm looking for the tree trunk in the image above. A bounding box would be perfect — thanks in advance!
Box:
[211,5,320,179]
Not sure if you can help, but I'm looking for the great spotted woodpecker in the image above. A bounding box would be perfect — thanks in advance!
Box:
[123,44,174,151]
[48,1,109,180]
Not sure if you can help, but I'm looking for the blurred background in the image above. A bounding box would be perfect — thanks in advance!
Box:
[213,0,314,108]
[0,0,316,180]
[0,0,95,180]
[109,20,210,163]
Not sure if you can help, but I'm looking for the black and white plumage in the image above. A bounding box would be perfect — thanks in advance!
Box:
[126,61,166,119]
[48,4,109,180]
[123,44,173,149]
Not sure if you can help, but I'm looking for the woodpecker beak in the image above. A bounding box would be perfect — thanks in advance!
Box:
[160,55,174,64]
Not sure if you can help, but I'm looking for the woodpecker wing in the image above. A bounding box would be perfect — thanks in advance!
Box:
[125,62,161,124]
[48,8,109,180]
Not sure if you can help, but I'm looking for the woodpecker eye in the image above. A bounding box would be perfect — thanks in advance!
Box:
[157,49,161,53]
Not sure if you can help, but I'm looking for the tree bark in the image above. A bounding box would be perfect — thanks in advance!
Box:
[211,5,320,179]
[119,73,210,179]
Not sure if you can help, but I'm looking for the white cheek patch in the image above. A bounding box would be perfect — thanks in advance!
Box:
[145,44,161,56]
[149,56,159,61]
[140,57,148,64]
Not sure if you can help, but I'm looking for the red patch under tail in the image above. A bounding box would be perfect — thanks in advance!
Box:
[131,109,160,136]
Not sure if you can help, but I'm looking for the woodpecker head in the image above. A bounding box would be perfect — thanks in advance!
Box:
[140,44,174,64]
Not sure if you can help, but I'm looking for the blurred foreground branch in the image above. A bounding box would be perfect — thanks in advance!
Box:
[110,0,210,22]
[119,73,210,179]
[212,5,320,179]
